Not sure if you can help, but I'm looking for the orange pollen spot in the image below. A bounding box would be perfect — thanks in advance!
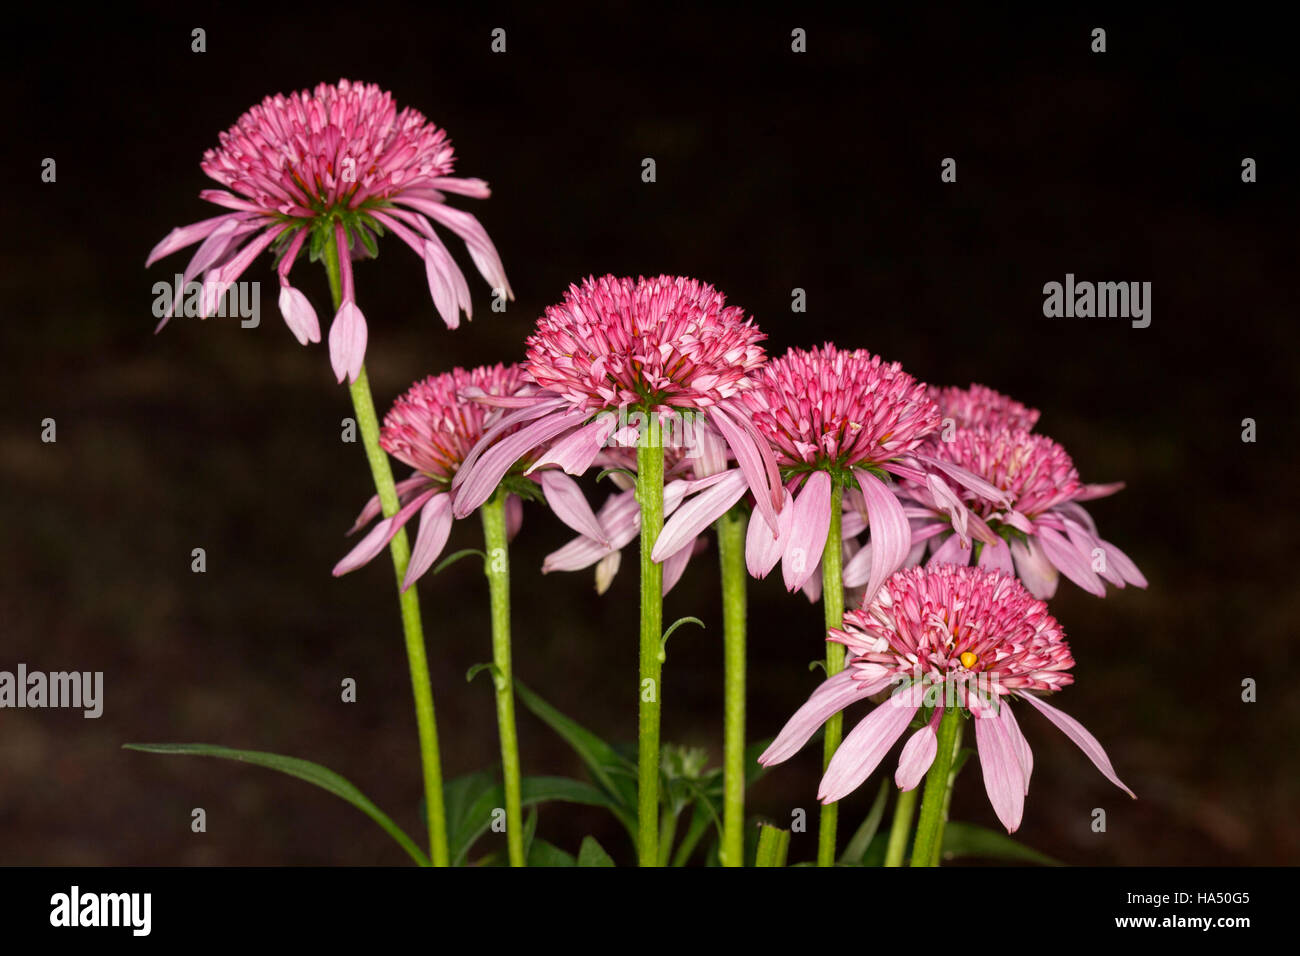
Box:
[960,651,978,669]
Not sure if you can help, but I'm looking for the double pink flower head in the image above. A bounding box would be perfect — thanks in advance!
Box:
[905,385,1146,599]
[759,564,1135,833]
[146,79,511,382]
[451,274,786,536]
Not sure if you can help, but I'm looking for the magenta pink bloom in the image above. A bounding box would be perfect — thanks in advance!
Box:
[673,343,948,601]
[759,564,1135,832]
[333,363,606,590]
[901,427,1146,598]
[451,275,784,533]
[146,79,511,383]
[931,383,1041,432]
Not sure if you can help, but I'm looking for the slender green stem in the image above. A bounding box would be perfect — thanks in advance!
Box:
[715,506,748,867]
[481,491,524,867]
[323,234,448,867]
[635,430,666,866]
[817,479,845,867]
[883,787,918,867]
[910,706,963,867]
[929,719,965,866]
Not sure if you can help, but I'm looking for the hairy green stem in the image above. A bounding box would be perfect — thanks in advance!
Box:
[883,786,918,867]
[323,235,448,866]
[910,707,963,867]
[481,491,524,867]
[635,431,666,866]
[817,480,845,867]
[715,506,748,867]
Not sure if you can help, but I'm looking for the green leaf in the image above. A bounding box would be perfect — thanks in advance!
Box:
[514,680,637,835]
[448,774,627,866]
[941,822,1062,866]
[595,467,637,485]
[433,548,486,575]
[465,661,504,686]
[577,835,616,867]
[357,225,380,259]
[840,777,891,865]
[659,616,704,659]
[123,743,428,866]
[527,839,576,867]
[755,824,791,867]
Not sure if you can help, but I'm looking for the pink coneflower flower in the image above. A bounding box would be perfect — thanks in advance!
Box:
[450,275,784,531]
[332,363,606,589]
[758,564,1134,832]
[661,343,946,601]
[931,383,1041,432]
[146,79,511,383]
[902,427,1146,598]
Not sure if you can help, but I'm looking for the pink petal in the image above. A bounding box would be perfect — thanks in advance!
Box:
[662,538,696,594]
[819,688,919,803]
[916,453,1012,506]
[781,471,832,592]
[278,285,320,345]
[1017,692,1135,798]
[1039,526,1105,597]
[539,471,608,545]
[895,712,940,791]
[146,213,243,267]
[453,408,587,518]
[974,705,1026,833]
[402,495,455,590]
[333,489,436,577]
[745,487,795,578]
[1002,700,1033,795]
[978,536,1014,573]
[1010,536,1059,599]
[505,493,524,542]
[452,395,568,491]
[651,469,748,562]
[710,402,782,532]
[854,469,913,604]
[347,476,432,535]
[526,414,616,475]
[759,671,883,766]
[328,300,368,384]
[927,531,972,569]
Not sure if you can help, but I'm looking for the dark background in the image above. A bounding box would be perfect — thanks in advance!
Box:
[2,3,1295,865]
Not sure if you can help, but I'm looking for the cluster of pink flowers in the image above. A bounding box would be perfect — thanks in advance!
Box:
[149,80,1147,848]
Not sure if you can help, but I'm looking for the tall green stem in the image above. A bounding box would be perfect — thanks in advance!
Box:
[715,506,748,867]
[910,706,963,867]
[323,235,448,866]
[481,491,524,867]
[883,786,918,867]
[817,480,845,867]
[929,718,965,866]
[635,430,666,866]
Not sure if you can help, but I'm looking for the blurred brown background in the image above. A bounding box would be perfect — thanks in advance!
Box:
[1,4,1295,865]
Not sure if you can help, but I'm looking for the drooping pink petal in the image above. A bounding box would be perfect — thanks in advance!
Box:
[594,551,621,594]
[402,494,455,590]
[347,476,433,535]
[328,300,368,384]
[746,487,795,578]
[927,531,972,569]
[781,471,833,592]
[452,396,568,491]
[915,452,1013,506]
[333,488,437,576]
[974,705,1026,833]
[1039,526,1105,597]
[819,688,919,803]
[1075,481,1125,501]
[651,469,748,562]
[421,234,471,329]
[1002,700,1033,795]
[397,197,512,299]
[895,710,941,791]
[146,213,245,267]
[526,414,617,475]
[662,537,697,594]
[505,493,524,541]
[1010,536,1059,599]
[978,536,1014,573]
[710,402,782,533]
[758,671,884,766]
[539,471,609,545]
[453,407,588,517]
[278,285,321,345]
[1017,692,1135,798]
[854,469,913,603]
